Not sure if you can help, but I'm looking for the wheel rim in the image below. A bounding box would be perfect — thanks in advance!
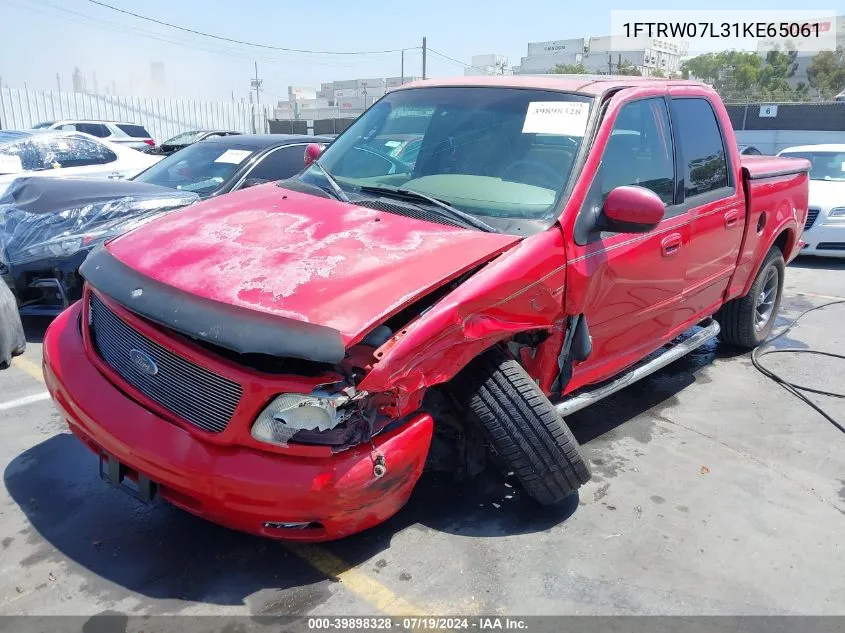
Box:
[754,267,779,331]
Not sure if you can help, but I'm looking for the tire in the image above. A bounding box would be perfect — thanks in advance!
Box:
[717,247,785,349]
[452,345,591,505]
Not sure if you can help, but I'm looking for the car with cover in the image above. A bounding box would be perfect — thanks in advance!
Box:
[1,135,330,315]
[0,130,160,198]
[43,76,810,541]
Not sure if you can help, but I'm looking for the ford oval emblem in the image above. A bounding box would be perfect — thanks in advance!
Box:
[129,349,159,376]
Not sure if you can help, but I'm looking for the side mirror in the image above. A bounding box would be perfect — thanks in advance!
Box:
[240,177,269,190]
[304,143,325,167]
[603,185,665,233]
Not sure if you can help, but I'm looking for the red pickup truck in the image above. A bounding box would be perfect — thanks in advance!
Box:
[43,76,810,541]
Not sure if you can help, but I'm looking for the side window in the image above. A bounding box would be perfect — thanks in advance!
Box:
[76,123,110,137]
[58,124,77,131]
[599,98,674,205]
[671,98,729,198]
[244,145,308,182]
[36,136,117,168]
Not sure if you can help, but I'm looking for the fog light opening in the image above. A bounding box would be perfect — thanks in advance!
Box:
[263,520,324,531]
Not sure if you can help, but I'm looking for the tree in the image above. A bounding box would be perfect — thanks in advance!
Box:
[650,69,666,78]
[681,51,762,94]
[807,47,845,98]
[617,60,642,76]
[551,63,589,74]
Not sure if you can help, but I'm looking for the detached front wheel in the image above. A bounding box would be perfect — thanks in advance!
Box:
[717,247,785,348]
[452,346,591,505]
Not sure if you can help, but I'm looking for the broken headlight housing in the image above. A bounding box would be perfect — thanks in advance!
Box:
[251,392,358,447]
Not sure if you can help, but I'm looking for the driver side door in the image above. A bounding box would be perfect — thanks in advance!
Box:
[565,96,691,391]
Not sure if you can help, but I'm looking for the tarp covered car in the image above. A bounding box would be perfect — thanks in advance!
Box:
[0,177,198,315]
[0,278,25,368]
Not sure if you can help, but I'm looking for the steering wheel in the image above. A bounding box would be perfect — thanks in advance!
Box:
[500,160,563,190]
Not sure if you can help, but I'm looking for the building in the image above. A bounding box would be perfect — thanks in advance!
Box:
[464,54,512,76]
[150,62,166,95]
[512,35,688,76]
[273,76,420,121]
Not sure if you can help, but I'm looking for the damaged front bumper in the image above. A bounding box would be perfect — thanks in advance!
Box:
[43,302,434,541]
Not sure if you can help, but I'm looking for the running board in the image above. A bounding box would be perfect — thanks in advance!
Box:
[553,319,721,417]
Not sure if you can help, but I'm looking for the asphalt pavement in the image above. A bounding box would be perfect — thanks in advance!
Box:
[0,257,843,617]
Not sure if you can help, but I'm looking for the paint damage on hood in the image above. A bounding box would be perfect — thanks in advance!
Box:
[106,185,520,346]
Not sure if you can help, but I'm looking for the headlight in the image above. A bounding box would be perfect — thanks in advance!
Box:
[251,393,353,447]
[827,207,845,220]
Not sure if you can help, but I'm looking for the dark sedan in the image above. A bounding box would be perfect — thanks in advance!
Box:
[132,134,333,197]
[143,129,242,156]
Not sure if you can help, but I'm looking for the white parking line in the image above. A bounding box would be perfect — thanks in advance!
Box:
[0,392,51,411]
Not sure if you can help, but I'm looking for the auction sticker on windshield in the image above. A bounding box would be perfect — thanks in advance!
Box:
[522,101,590,136]
[214,149,252,164]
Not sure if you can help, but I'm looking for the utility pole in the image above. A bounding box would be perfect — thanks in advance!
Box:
[250,61,263,133]
[56,73,61,93]
[401,49,404,84]
[422,37,427,80]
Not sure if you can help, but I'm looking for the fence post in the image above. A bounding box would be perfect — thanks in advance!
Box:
[742,96,749,131]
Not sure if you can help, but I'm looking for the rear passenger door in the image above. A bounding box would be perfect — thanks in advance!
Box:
[668,96,745,322]
[234,144,308,188]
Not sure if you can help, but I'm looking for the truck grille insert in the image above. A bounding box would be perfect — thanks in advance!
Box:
[805,207,820,230]
[89,293,242,433]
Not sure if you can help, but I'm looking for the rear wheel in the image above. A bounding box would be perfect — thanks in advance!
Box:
[717,248,784,348]
[451,346,590,505]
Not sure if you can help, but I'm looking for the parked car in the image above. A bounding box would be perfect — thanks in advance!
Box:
[0,177,198,316]
[31,120,156,150]
[738,144,763,155]
[778,144,845,257]
[144,130,242,156]
[131,134,334,198]
[0,135,332,317]
[43,76,809,542]
[0,130,161,197]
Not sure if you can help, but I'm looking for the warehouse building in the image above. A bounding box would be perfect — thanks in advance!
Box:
[511,36,689,76]
[274,76,420,121]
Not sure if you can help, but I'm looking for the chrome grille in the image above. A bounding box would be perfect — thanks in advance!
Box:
[805,207,820,230]
[89,293,242,433]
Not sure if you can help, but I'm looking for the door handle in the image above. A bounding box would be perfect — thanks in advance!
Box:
[661,233,682,257]
[724,209,740,229]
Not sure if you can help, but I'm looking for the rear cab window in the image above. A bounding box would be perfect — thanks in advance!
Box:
[669,98,732,202]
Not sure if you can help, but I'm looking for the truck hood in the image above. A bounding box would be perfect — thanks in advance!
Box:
[808,179,845,210]
[106,185,520,346]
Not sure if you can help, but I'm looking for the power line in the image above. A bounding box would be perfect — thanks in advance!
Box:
[85,0,414,55]
[426,48,489,73]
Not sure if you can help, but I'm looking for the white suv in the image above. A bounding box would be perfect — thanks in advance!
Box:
[31,120,155,150]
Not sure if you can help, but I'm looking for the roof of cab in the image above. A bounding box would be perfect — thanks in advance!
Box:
[399,75,707,96]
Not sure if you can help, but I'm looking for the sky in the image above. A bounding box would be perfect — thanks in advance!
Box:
[0,0,831,104]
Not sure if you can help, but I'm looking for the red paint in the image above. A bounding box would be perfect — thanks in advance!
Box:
[304,143,324,167]
[44,303,433,542]
[106,186,518,345]
[603,185,665,228]
[43,78,809,541]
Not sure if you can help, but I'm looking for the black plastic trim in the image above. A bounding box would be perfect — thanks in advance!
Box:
[80,247,346,364]
[744,165,811,180]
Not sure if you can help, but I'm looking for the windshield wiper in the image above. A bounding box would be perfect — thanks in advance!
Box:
[357,184,496,233]
[313,160,350,202]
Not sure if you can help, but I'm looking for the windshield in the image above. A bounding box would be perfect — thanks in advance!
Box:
[299,87,592,234]
[163,131,204,146]
[780,151,845,181]
[133,142,257,194]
